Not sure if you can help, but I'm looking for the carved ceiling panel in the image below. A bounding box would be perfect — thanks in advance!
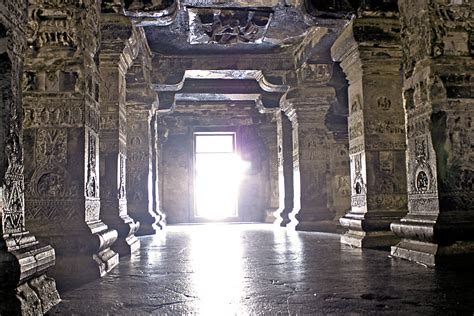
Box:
[188,9,272,45]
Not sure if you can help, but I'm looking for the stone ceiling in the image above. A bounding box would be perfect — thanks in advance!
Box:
[104,0,399,110]
[120,0,373,55]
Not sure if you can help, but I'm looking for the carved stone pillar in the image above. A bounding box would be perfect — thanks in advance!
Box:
[328,134,350,227]
[127,105,164,235]
[99,14,140,256]
[23,0,118,286]
[390,0,474,266]
[282,84,336,232]
[0,1,60,313]
[332,16,408,248]
[258,119,279,223]
[274,111,294,226]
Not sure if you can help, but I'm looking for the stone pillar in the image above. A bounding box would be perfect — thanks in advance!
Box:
[0,1,60,313]
[274,111,294,226]
[154,114,168,226]
[332,16,408,248]
[127,105,164,235]
[258,119,280,223]
[390,0,474,266]
[328,134,350,228]
[282,83,336,232]
[23,0,118,286]
[99,14,140,256]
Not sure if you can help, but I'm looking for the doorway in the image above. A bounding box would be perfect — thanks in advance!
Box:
[194,132,244,220]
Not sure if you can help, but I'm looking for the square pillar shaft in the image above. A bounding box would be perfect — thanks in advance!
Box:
[390,0,474,266]
[127,107,163,235]
[0,1,60,313]
[332,16,408,248]
[275,111,294,226]
[283,86,336,232]
[99,60,140,256]
[22,0,119,287]
[258,120,280,223]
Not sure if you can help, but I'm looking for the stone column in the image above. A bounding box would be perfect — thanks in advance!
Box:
[23,0,118,286]
[258,120,280,223]
[282,82,336,232]
[332,16,408,248]
[154,114,168,226]
[0,1,60,313]
[390,0,474,266]
[99,14,140,256]
[127,105,164,235]
[328,134,350,228]
[274,111,294,226]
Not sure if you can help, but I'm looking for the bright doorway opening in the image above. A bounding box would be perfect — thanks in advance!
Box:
[194,132,246,220]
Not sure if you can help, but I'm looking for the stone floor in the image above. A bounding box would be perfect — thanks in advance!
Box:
[49,224,474,315]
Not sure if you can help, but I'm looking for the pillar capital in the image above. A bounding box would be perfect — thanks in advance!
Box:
[281,85,335,123]
[331,17,402,83]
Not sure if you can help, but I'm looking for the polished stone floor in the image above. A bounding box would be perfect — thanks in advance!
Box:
[49,224,474,315]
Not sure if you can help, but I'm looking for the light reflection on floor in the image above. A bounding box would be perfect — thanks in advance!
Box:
[188,224,245,314]
[50,223,474,315]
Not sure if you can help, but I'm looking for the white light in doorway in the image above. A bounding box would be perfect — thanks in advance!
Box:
[194,133,249,219]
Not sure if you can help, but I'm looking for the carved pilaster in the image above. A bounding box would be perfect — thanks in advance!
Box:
[282,85,337,232]
[390,0,474,266]
[22,0,119,287]
[99,14,140,256]
[274,111,294,227]
[332,16,408,248]
[0,2,60,314]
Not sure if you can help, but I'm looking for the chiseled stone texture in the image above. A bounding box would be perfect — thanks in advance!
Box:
[0,0,60,313]
[391,0,474,266]
[332,15,408,248]
[22,0,119,288]
[49,224,474,315]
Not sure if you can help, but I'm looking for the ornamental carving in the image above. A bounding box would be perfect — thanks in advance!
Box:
[2,163,25,233]
[412,136,436,194]
[352,153,366,196]
[85,132,98,198]
[188,8,271,45]
[118,153,126,200]
[23,104,84,128]
[36,129,67,166]
[298,63,332,84]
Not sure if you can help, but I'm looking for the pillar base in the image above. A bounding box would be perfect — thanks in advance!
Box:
[341,230,399,248]
[113,234,141,257]
[293,220,339,233]
[265,208,278,223]
[339,210,406,248]
[136,223,156,236]
[0,275,60,315]
[33,221,119,291]
[390,215,474,267]
[0,234,60,314]
[273,207,292,227]
[391,239,474,267]
[105,215,141,257]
